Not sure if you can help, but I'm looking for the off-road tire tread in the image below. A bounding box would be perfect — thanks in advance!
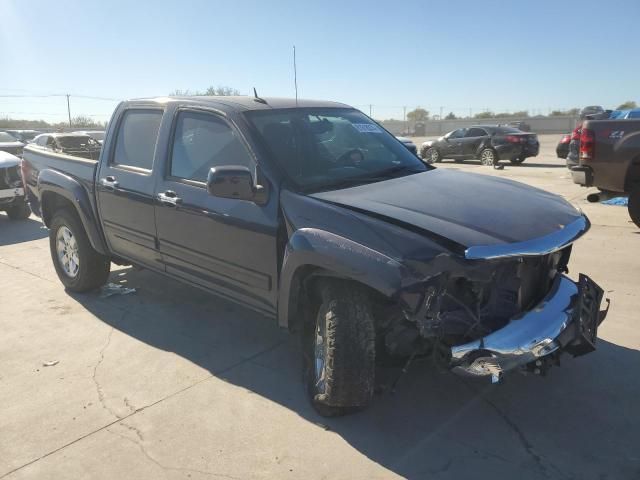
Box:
[628,188,640,228]
[308,280,375,417]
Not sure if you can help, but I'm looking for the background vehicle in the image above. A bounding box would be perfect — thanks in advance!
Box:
[571,117,640,227]
[31,133,101,160]
[506,121,531,132]
[0,131,25,158]
[23,96,606,416]
[556,133,571,158]
[6,130,41,143]
[395,136,417,155]
[73,130,106,145]
[421,125,539,165]
[0,151,31,219]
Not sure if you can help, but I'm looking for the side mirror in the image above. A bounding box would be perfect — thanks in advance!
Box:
[206,166,267,204]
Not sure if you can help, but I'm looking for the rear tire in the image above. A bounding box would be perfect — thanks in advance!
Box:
[303,280,375,417]
[480,148,497,166]
[49,209,110,292]
[6,201,31,220]
[628,189,640,228]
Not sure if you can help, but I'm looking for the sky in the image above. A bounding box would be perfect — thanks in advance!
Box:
[1,0,639,123]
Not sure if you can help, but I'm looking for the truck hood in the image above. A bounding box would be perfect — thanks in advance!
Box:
[310,169,583,248]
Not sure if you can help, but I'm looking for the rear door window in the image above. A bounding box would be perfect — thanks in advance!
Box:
[466,128,487,137]
[112,109,163,170]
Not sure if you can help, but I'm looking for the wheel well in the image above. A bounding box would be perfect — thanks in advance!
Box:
[286,266,389,333]
[41,191,76,227]
[624,156,640,192]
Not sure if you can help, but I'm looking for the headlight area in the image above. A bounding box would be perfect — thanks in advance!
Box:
[379,248,582,377]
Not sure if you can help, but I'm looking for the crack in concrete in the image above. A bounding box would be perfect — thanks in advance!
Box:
[457,378,572,480]
[106,427,241,480]
[91,326,120,419]
[0,339,286,479]
[0,259,54,283]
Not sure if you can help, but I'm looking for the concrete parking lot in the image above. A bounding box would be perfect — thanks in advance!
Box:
[1,134,638,479]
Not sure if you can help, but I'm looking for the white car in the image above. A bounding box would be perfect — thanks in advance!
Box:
[0,151,31,220]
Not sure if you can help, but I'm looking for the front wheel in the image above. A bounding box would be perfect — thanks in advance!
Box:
[510,157,526,165]
[480,148,496,166]
[628,189,640,228]
[304,280,376,417]
[429,148,441,163]
[6,201,31,220]
[49,209,111,292]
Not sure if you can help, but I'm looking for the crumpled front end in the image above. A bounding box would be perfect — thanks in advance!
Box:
[450,273,607,382]
[388,216,609,381]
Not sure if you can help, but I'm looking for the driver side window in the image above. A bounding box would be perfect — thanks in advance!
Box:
[449,129,467,139]
[170,111,254,183]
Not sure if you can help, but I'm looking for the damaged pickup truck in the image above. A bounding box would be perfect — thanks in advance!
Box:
[22,96,608,416]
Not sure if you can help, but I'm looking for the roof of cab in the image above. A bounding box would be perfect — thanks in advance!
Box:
[126,96,352,111]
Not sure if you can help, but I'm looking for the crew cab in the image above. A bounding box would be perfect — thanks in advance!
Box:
[571,117,640,228]
[23,96,607,416]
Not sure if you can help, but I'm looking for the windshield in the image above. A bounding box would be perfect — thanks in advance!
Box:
[247,108,428,191]
[57,136,100,149]
[0,132,19,142]
[87,131,105,141]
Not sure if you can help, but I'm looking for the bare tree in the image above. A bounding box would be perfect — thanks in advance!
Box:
[170,85,240,96]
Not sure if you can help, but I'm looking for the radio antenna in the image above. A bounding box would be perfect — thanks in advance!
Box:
[293,45,298,106]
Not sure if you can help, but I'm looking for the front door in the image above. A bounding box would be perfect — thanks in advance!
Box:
[444,128,466,158]
[154,108,279,314]
[96,108,164,268]
[462,127,488,158]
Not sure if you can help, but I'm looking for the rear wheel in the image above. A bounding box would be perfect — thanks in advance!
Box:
[6,201,31,220]
[49,209,110,292]
[303,280,376,417]
[628,189,640,228]
[510,157,526,165]
[480,148,496,166]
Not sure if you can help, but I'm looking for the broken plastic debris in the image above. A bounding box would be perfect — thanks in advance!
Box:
[42,360,59,367]
[100,283,137,298]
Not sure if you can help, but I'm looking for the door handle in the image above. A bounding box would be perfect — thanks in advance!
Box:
[98,176,119,190]
[157,190,182,207]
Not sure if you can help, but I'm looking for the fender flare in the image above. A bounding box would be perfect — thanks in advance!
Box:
[277,228,420,330]
[38,169,108,255]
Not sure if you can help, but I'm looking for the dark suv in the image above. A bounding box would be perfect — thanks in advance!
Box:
[420,125,539,165]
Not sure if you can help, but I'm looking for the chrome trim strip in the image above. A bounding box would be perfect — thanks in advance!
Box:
[450,274,579,377]
[464,215,589,260]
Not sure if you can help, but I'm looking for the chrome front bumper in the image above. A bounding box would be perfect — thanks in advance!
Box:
[450,273,605,382]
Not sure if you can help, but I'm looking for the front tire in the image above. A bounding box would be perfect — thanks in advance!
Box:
[6,201,31,220]
[429,148,442,163]
[49,209,110,292]
[628,189,640,228]
[304,280,375,417]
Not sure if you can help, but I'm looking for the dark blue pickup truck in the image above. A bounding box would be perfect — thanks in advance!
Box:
[23,96,608,416]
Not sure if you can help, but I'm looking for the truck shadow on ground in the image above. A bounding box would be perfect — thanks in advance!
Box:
[71,266,639,480]
[0,214,48,246]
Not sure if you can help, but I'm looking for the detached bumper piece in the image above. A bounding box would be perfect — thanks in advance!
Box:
[450,274,607,382]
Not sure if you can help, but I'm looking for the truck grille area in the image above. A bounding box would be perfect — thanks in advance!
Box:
[418,248,570,345]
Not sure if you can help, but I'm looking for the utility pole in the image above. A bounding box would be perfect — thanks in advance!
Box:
[469,107,472,118]
[66,94,72,128]
[369,104,372,117]
[439,106,443,120]
[403,106,407,134]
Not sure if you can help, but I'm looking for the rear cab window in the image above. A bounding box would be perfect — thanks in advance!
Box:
[112,109,163,171]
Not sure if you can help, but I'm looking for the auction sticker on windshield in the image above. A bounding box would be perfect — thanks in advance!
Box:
[352,123,382,133]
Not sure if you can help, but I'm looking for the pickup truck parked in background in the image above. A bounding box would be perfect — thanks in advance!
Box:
[571,118,640,227]
[23,96,607,416]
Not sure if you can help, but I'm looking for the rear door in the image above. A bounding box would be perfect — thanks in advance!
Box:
[96,107,164,268]
[154,108,279,314]
[462,127,488,158]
